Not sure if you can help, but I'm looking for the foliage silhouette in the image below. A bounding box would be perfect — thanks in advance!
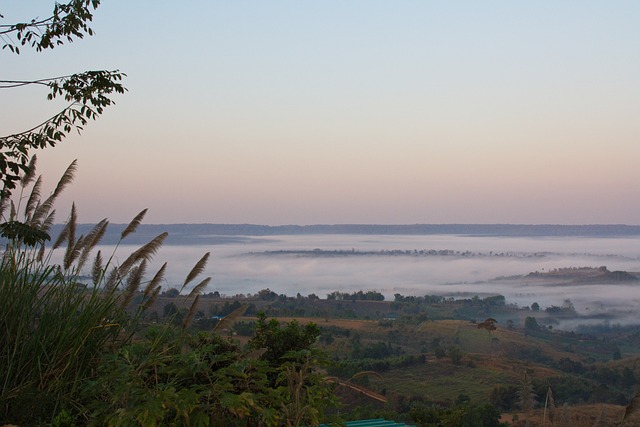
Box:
[1,1,125,200]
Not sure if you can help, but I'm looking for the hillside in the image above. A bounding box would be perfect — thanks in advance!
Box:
[143,282,640,426]
[38,223,640,246]
[525,266,639,283]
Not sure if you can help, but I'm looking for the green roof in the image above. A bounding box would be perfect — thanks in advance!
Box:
[317,418,416,427]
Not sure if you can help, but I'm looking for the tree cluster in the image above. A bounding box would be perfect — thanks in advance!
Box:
[327,290,385,301]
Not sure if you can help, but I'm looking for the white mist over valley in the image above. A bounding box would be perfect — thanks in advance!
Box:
[58,228,640,328]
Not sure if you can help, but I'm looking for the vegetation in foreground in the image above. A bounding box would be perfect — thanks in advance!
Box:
[0,166,337,426]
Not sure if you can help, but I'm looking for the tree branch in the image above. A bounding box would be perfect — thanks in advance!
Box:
[1,0,101,54]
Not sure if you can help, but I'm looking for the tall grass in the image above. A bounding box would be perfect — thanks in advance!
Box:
[0,159,210,424]
[0,244,124,421]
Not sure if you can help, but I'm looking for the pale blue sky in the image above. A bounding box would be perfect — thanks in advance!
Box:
[2,1,640,225]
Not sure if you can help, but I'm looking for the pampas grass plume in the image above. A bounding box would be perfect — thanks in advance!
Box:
[182,252,210,291]
[121,208,147,239]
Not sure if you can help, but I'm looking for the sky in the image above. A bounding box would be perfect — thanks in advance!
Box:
[2,1,640,225]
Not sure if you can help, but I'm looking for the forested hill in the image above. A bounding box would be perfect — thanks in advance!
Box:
[46,223,640,245]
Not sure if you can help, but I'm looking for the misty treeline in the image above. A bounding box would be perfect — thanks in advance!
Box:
[255,248,549,259]
[327,290,385,301]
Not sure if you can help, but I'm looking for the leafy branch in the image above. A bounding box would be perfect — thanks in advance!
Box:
[0,0,101,54]
[0,70,126,197]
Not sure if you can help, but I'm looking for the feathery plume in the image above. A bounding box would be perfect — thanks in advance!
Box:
[76,219,109,272]
[31,193,55,225]
[182,294,200,330]
[37,242,46,262]
[52,220,70,250]
[182,252,210,291]
[20,155,38,187]
[117,250,140,278]
[120,261,147,308]
[41,209,56,235]
[121,208,147,239]
[138,232,168,259]
[30,196,50,225]
[24,175,42,222]
[142,286,161,311]
[51,160,77,199]
[188,277,211,299]
[118,232,168,277]
[30,160,77,225]
[144,262,167,297]
[64,235,84,271]
[92,251,104,285]
[63,204,79,270]
[104,266,120,292]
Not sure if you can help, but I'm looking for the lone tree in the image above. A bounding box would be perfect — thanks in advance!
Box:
[0,1,125,242]
[524,316,540,336]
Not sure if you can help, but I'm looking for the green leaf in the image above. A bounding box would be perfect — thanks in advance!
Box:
[0,221,51,246]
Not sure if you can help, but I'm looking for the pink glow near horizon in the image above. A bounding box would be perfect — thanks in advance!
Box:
[2,1,640,225]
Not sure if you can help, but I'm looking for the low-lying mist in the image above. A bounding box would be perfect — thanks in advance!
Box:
[58,234,640,330]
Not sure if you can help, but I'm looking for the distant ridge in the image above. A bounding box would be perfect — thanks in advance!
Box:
[47,223,640,246]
